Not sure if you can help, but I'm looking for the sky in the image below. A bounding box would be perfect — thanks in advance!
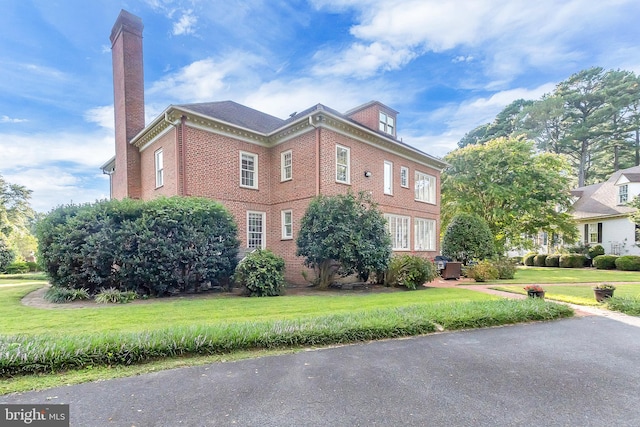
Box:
[1,0,640,213]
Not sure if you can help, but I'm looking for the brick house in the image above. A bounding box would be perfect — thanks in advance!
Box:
[102,10,447,284]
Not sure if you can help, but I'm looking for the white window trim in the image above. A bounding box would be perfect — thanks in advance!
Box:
[414,218,436,251]
[281,209,293,240]
[247,211,266,249]
[379,111,395,136]
[385,213,410,251]
[384,161,393,195]
[400,166,409,188]
[240,151,258,189]
[336,145,351,184]
[587,223,599,244]
[281,150,292,182]
[619,184,628,204]
[155,149,164,188]
[415,171,436,204]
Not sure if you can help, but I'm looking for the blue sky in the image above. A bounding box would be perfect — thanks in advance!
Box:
[1,0,639,212]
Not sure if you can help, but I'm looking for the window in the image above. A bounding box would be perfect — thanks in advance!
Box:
[336,145,350,184]
[281,150,292,182]
[247,211,266,249]
[415,171,436,203]
[281,210,293,240]
[586,223,601,244]
[400,166,409,188]
[384,161,393,195]
[240,152,258,189]
[619,184,628,204]
[385,214,410,250]
[155,149,164,188]
[414,218,436,251]
[379,111,395,136]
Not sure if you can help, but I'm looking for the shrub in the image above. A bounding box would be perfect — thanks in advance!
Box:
[593,255,618,270]
[95,288,137,304]
[0,239,15,272]
[44,287,90,303]
[25,261,39,272]
[523,253,536,266]
[614,255,640,271]
[36,197,239,297]
[510,256,523,265]
[545,254,561,267]
[493,258,517,279]
[465,260,499,282]
[235,249,286,297]
[588,244,605,259]
[533,254,548,267]
[296,192,391,288]
[4,261,29,274]
[606,296,640,316]
[441,213,495,265]
[559,254,586,268]
[384,255,438,290]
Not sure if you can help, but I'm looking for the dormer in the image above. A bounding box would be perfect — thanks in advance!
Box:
[345,101,398,138]
[614,172,640,205]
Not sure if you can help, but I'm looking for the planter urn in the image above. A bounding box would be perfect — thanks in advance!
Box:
[594,289,614,302]
[527,290,545,299]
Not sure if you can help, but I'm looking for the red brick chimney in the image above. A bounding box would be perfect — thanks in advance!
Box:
[110,10,144,199]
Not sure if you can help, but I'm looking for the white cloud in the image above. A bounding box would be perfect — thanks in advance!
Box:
[172,10,197,36]
[0,115,27,123]
[312,42,416,78]
[84,106,114,131]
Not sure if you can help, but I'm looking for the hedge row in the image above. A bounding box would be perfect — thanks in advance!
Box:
[524,253,640,271]
[36,197,240,297]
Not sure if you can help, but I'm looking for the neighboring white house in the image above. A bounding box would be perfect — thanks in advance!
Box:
[570,165,640,256]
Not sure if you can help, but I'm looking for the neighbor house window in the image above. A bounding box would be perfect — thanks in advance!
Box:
[619,184,628,204]
[415,171,436,203]
[155,149,164,188]
[384,161,393,195]
[588,223,599,244]
[379,112,395,136]
[247,211,266,249]
[281,150,292,182]
[400,166,409,188]
[240,152,258,189]
[281,210,293,240]
[385,214,410,250]
[336,145,350,184]
[414,218,436,251]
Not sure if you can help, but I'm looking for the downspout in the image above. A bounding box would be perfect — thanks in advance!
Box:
[181,115,188,195]
[309,115,321,196]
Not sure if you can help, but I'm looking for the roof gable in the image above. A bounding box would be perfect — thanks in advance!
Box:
[572,166,640,219]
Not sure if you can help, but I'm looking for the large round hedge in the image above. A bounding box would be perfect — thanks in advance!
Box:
[36,197,240,296]
[441,213,495,264]
[614,255,640,271]
[593,255,618,270]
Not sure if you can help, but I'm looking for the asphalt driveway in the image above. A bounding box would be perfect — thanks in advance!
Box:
[3,316,640,426]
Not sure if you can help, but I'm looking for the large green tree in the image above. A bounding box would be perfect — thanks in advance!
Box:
[296,191,391,289]
[0,173,36,260]
[442,137,577,253]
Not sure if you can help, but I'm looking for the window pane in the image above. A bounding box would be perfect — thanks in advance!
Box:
[248,212,264,248]
[384,161,392,194]
[336,146,349,183]
[241,153,256,187]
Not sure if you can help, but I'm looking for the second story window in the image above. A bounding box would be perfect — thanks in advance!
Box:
[281,150,292,182]
[336,145,350,184]
[379,111,395,136]
[400,166,409,188]
[155,149,164,188]
[415,171,435,204]
[240,151,258,189]
[619,184,628,204]
[384,161,393,195]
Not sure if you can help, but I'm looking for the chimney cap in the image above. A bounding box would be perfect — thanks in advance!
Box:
[110,9,143,43]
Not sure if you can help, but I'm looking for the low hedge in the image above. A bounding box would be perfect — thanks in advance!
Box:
[533,254,548,267]
[523,254,536,266]
[614,255,640,271]
[545,254,561,267]
[593,255,618,270]
[559,254,586,268]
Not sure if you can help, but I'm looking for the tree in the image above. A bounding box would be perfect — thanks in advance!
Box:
[296,191,391,289]
[0,238,15,271]
[441,213,495,264]
[458,99,533,148]
[0,173,34,239]
[441,137,577,253]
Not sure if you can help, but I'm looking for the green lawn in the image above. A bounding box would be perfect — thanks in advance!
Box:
[1,283,497,336]
[484,267,640,284]
[492,284,640,306]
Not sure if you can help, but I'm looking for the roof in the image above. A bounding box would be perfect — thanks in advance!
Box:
[177,101,285,133]
[571,165,640,220]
